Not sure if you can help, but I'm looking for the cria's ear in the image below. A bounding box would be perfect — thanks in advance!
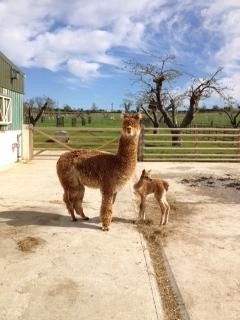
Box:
[142,169,146,174]
[133,112,142,120]
[147,170,151,174]
[121,112,129,119]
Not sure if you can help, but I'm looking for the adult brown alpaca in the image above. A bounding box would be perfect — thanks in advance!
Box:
[134,169,170,225]
[56,113,142,231]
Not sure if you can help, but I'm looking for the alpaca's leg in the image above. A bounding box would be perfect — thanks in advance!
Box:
[139,195,146,220]
[113,192,117,204]
[74,185,89,220]
[100,192,114,231]
[63,190,77,222]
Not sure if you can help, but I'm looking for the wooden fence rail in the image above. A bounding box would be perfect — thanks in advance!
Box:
[140,127,240,162]
[33,127,240,162]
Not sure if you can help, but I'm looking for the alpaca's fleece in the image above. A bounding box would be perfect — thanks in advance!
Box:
[56,113,142,230]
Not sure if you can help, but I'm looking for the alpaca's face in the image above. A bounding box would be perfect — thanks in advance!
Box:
[121,113,142,138]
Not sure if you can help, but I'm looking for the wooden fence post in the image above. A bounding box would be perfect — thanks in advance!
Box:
[137,125,144,161]
[237,129,240,158]
[22,124,33,161]
[193,129,197,161]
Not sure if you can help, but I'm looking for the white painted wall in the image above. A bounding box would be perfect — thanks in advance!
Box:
[0,130,22,168]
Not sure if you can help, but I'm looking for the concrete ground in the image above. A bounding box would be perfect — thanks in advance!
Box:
[1,153,240,320]
[136,162,240,320]
[0,152,163,320]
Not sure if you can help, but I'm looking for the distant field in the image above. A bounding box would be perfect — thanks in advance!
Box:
[35,113,122,128]
[33,111,232,129]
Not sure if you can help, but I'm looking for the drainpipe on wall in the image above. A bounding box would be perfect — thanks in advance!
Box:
[17,133,22,161]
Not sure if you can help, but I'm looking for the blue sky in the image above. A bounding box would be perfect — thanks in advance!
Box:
[1,0,240,109]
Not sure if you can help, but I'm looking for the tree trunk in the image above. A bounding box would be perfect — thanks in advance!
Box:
[171,129,181,146]
[153,122,159,134]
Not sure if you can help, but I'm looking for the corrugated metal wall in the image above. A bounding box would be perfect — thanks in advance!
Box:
[0,52,24,94]
[0,52,24,131]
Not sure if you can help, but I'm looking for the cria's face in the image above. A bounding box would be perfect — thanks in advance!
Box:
[122,115,141,138]
[141,170,152,181]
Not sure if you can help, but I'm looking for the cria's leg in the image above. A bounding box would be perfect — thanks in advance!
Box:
[159,202,166,225]
[100,193,114,231]
[163,199,170,225]
[155,195,166,226]
[139,195,146,220]
[74,184,89,220]
[63,190,77,222]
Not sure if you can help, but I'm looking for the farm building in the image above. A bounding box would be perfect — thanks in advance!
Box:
[0,51,24,168]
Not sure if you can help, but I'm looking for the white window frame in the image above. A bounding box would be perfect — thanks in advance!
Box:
[0,95,12,125]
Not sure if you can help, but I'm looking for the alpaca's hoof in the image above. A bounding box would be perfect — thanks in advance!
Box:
[82,216,89,220]
[102,226,109,231]
[72,218,77,222]
[136,218,144,224]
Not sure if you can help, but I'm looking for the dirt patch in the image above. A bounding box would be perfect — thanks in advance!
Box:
[17,236,46,252]
[181,174,240,190]
[136,197,192,244]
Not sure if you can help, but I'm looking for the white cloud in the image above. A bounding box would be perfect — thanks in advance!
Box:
[0,0,240,94]
[222,74,240,101]
[0,0,166,81]
[200,1,240,99]
[67,59,100,80]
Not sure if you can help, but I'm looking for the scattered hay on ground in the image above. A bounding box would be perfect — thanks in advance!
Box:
[138,221,183,320]
[137,197,189,320]
[17,236,45,252]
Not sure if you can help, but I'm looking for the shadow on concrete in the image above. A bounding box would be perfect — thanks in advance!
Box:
[0,211,136,230]
[0,210,100,230]
[112,217,136,225]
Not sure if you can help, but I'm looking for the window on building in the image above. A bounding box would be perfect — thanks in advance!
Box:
[0,95,12,125]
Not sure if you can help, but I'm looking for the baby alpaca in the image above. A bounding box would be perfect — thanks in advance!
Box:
[134,169,170,225]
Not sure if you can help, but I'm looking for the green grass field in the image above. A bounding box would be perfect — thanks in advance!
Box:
[35,111,233,129]
[36,113,122,128]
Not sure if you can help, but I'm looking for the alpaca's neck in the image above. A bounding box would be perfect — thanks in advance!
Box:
[134,178,145,190]
[117,135,139,161]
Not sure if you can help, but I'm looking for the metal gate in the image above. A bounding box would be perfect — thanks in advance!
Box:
[33,127,120,158]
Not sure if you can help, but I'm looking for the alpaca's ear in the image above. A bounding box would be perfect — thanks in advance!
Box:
[134,112,142,120]
[121,112,129,119]
[142,169,146,174]
[147,170,151,174]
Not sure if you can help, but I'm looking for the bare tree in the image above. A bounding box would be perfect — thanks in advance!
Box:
[24,97,56,126]
[222,99,240,128]
[125,54,226,144]
[122,99,133,113]
[181,68,226,128]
